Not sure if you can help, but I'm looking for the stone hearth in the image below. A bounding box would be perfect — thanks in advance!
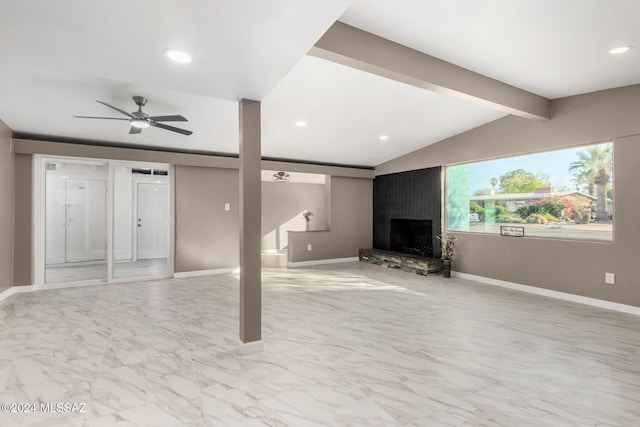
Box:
[359,249,443,276]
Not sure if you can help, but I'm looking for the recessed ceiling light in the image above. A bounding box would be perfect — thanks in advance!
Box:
[296,120,306,127]
[609,46,631,55]
[379,135,389,141]
[165,49,192,63]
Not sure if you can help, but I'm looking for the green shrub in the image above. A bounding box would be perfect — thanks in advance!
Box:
[470,201,485,221]
[517,204,539,218]
[517,197,568,219]
[526,213,548,224]
[581,213,590,224]
[495,204,509,216]
[497,214,526,223]
[574,211,583,224]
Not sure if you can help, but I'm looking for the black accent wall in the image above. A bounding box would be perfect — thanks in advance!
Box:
[373,167,442,257]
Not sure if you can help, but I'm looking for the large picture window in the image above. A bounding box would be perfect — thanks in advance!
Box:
[445,141,613,241]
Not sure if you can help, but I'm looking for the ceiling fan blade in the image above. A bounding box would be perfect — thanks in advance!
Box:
[96,100,135,118]
[129,126,142,135]
[73,116,129,120]
[149,115,188,122]
[151,122,193,136]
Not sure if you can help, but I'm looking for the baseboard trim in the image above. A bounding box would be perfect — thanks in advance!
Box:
[452,271,640,316]
[0,286,14,302]
[0,285,35,303]
[287,257,359,268]
[174,268,236,278]
[11,285,35,293]
[237,340,264,354]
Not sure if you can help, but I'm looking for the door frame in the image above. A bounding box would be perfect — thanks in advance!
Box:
[34,155,175,287]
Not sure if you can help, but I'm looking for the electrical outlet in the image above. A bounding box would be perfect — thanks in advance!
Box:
[605,272,615,285]
[307,244,312,251]
[224,203,230,211]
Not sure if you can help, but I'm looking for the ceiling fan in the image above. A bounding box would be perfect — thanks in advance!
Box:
[74,96,193,135]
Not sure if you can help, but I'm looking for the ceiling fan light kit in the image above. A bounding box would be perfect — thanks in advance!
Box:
[273,171,290,182]
[165,49,192,63]
[130,118,150,129]
[73,96,193,135]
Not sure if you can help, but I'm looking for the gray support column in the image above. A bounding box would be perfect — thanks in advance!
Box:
[238,99,262,351]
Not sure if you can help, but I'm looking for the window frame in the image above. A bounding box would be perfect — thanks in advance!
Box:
[443,140,614,243]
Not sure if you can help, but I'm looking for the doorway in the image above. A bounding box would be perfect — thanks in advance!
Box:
[44,161,108,283]
[112,166,170,279]
[40,157,173,285]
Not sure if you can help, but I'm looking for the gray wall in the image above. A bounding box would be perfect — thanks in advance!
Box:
[175,165,239,272]
[13,153,33,286]
[376,84,640,307]
[9,139,373,281]
[289,176,372,262]
[261,181,326,250]
[0,119,13,292]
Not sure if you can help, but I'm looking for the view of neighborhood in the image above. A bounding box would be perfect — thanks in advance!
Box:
[446,142,613,241]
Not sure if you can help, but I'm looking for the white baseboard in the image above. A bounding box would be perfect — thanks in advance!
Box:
[452,271,640,316]
[237,340,264,354]
[0,286,14,302]
[0,285,35,303]
[174,268,236,278]
[287,257,359,268]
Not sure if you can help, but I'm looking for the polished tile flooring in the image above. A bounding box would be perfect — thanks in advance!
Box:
[1,262,639,426]
[45,258,169,283]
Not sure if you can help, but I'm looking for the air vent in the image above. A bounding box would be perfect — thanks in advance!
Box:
[132,168,152,175]
[153,170,168,176]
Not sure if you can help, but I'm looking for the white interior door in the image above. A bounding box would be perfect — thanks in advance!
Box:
[45,174,67,265]
[65,179,107,262]
[136,183,169,260]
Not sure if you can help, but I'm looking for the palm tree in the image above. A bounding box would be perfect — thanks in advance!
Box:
[490,177,497,194]
[570,170,595,195]
[568,144,612,221]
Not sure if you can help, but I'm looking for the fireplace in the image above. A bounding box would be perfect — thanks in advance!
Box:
[390,219,433,257]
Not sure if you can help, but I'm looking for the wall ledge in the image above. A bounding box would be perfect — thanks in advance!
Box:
[287,257,359,268]
[453,271,640,316]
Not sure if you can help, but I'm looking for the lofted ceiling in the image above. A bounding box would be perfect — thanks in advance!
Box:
[341,0,640,99]
[0,1,638,168]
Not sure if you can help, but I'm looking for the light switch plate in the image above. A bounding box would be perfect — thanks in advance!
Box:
[307,244,312,251]
[224,203,230,211]
[605,272,615,285]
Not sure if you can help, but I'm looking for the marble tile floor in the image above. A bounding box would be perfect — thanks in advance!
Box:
[45,258,169,283]
[1,262,639,426]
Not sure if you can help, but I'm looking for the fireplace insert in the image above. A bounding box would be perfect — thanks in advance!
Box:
[390,219,433,257]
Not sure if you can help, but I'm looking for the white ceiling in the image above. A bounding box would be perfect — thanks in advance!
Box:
[341,0,640,99]
[0,1,638,167]
[262,56,504,166]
